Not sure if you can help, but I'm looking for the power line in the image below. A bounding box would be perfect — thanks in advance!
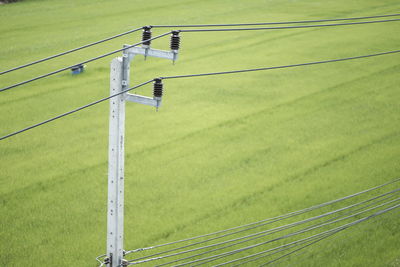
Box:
[187,192,400,266]
[3,18,400,93]
[133,193,399,266]
[151,13,400,28]
[258,233,335,266]
[0,80,153,141]
[235,231,334,267]
[230,202,400,267]
[2,49,399,141]
[0,32,171,93]
[179,18,400,32]
[146,200,400,267]
[124,178,399,256]
[125,187,400,264]
[217,231,337,267]
[230,192,400,266]
[100,179,398,266]
[160,49,400,80]
[186,201,400,267]
[129,188,400,264]
[3,14,399,77]
[0,27,143,76]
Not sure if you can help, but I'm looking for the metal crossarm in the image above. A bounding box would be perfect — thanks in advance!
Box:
[127,46,176,60]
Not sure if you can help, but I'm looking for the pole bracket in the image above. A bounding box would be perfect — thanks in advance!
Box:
[126,46,177,61]
[125,93,161,109]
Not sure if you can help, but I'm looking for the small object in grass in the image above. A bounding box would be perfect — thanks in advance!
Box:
[71,64,85,74]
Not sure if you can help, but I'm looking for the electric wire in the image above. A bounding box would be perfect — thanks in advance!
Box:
[3,13,399,77]
[229,192,400,266]
[233,232,336,267]
[223,201,400,267]
[124,178,399,256]
[125,178,400,260]
[0,14,400,78]
[152,192,400,266]
[126,188,400,265]
[220,231,337,267]
[261,194,400,266]
[188,201,400,267]
[3,17,400,93]
[160,193,400,266]
[0,31,171,93]
[140,200,399,267]
[259,233,336,266]
[198,198,400,267]
[160,49,400,80]
[257,194,400,267]
[151,13,400,28]
[0,79,153,141]
[0,27,143,76]
[3,13,398,77]
[3,49,400,141]
[179,18,400,32]
[129,188,400,265]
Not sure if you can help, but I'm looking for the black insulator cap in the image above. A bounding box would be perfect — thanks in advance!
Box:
[170,31,180,51]
[142,26,152,45]
[153,78,163,98]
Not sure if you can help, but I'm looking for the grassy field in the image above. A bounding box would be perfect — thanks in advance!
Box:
[1,0,400,266]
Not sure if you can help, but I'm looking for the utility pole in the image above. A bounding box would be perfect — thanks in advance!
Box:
[106,55,128,267]
[105,29,180,267]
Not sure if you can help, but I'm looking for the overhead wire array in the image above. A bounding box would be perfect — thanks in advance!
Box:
[1,14,400,93]
[2,13,399,77]
[116,178,400,266]
[178,18,400,32]
[149,13,400,28]
[124,177,400,256]
[131,191,399,266]
[0,27,143,76]
[158,49,400,80]
[241,189,399,266]
[0,31,172,93]
[210,203,399,267]
[192,197,400,267]
[1,48,399,142]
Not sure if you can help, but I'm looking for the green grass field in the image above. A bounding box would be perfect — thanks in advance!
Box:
[1,0,400,266]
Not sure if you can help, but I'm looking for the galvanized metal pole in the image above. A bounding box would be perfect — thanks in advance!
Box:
[106,54,129,267]
[104,41,175,266]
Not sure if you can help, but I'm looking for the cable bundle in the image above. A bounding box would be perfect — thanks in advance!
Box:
[118,179,400,266]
